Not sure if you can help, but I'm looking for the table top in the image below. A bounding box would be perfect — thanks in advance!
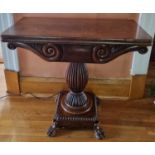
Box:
[1,17,152,45]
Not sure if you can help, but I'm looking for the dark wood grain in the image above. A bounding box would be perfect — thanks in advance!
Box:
[150,35,155,62]
[0,17,152,140]
[1,17,152,64]
[1,17,152,45]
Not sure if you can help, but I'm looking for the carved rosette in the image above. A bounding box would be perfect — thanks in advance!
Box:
[92,45,109,63]
[42,43,61,61]
[92,44,148,63]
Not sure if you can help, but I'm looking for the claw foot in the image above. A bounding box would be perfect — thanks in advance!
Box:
[94,124,105,140]
[47,122,57,137]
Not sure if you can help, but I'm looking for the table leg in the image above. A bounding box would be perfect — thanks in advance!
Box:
[47,63,105,139]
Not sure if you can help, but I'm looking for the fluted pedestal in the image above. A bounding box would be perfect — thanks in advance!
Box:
[47,63,104,139]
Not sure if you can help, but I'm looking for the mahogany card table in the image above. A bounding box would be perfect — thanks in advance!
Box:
[1,17,152,139]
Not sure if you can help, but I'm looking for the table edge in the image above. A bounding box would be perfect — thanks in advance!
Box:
[1,35,152,46]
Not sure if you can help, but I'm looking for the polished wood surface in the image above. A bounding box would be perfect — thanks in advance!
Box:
[1,18,152,139]
[1,95,155,141]
[1,18,151,65]
[0,64,155,142]
[2,18,151,44]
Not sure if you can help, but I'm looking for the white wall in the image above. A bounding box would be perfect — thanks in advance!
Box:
[131,13,155,75]
[0,13,19,71]
[0,14,4,59]
[0,40,2,59]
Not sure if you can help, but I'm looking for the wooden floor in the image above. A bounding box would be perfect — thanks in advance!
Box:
[0,64,6,96]
[1,64,155,142]
[145,62,155,96]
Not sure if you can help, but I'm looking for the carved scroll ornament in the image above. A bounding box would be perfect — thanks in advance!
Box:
[92,44,148,63]
[8,42,62,61]
[7,42,148,63]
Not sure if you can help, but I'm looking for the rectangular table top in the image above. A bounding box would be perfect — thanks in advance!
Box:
[1,17,152,45]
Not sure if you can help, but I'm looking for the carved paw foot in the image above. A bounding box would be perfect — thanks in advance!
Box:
[47,122,57,137]
[94,125,105,140]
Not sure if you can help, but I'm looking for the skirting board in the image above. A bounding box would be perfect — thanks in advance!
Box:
[4,69,20,94]
[129,75,147,99]
[0,58,4,63]
[4,69,147,99]
[20,76,131,99]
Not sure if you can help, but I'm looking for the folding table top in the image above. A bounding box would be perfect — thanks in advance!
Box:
[1,17,152,45]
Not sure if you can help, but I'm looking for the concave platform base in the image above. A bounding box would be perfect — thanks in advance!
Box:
[47,91,105,140]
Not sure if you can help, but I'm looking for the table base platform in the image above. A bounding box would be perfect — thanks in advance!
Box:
[47,91,105,140]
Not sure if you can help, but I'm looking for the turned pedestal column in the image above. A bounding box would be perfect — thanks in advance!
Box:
[62,63,90,114]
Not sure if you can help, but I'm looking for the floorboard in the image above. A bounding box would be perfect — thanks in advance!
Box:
[0,64,155,142]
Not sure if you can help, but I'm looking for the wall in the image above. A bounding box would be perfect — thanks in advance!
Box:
[0,14,3,61]
[0,38,2,60]
[131,13,155,75]
[14,13,139,78]
[0,13,19,71]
